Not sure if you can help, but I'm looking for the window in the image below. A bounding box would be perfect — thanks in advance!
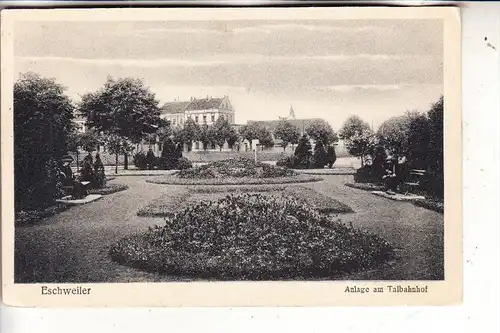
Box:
[180,118,184,124]
[195,116,199,123]
[211,114,215,122]
[172,119,176,125]
[203,115,207,123]
[195,142,200,150]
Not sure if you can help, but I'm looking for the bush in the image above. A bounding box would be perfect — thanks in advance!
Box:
[177,157,193,170]
[353,165,382,183]
[276,155,297,168]
[158,138,179,170]
[294,134,313,168]
[178,157,296,179]
[110,193,393,279]
[327,146,337,168]
[312,141,328,168]
[133,152,148,170]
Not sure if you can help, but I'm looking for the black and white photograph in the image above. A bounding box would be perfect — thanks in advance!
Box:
[1,7,461,306]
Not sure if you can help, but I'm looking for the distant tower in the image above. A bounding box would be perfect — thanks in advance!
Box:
[289,105,296,120]
[279,105,297,121]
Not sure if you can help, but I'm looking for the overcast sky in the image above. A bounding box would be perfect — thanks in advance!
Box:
[14,19,443,130]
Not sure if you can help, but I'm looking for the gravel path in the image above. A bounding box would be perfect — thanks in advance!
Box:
[15,175,443,283]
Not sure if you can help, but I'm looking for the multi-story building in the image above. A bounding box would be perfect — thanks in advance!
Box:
[161,95,236,151]
[161,95,236,127]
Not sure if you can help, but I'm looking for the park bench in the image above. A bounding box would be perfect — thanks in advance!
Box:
[60,171,92,198]
[401,169,427,195]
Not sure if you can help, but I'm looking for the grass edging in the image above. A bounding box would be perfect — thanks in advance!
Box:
[412,199,444,214]
[344,182,385,191]
[89,183,129,195]
[16,204,70,226]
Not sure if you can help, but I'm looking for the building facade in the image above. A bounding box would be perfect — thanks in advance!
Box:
[161,96,236,151]
[162,95,236,128]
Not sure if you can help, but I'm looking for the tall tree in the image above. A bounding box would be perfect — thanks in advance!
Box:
[198,124,214,151]
[14,72,75,209]
[305,119,338,146]
[155,118,172,145]
[181,118,200,151]
[274,119,300,152]
[212,117,232,151]
[257,126,275,148]
[79,130,101,153]
[339,115,376,166]
[376,114,411,155]
[240,122,274,149]
[79,76,161,169]
[67,132,81,171]
[426,95,444,197]
[227,126,240,150]
[377,111,427,158]
[239,123,260,149]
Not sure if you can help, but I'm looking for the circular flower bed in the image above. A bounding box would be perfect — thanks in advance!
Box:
[178,157,296,179]
[110,194,394,280]
[147,157,323,185]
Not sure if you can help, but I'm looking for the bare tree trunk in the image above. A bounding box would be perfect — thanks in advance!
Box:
[76,151,80,173]
[115,153,118,174]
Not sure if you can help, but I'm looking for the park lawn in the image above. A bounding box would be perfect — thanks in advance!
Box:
[137,185,353,217]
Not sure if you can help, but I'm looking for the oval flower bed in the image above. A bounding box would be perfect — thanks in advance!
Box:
[110,193,393,280]
[146,157,322,185]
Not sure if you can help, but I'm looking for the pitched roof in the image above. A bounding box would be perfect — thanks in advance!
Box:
[185,97,223,111]
[161,101,190,115]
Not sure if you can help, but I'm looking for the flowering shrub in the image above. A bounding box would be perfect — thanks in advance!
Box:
[111,193,393,279]
[89,183,129,195]
[177,157,193,170]
[147,174,322,186]
[177,157,296,179]
[276,155,297,168]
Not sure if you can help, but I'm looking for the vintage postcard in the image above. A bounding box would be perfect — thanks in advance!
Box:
[1,7,461,307]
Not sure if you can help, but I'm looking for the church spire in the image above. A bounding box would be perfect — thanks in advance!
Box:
[289,105,296,120]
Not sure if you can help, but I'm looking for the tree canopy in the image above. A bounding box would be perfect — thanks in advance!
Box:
[305,119,338,145]
[239,122,273,148]
[14,72,75,208]
[339,115,375,165]
[79,76,161,142]
[181,118,200,151]
[274,120,300,151]
[212,117,232,151]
